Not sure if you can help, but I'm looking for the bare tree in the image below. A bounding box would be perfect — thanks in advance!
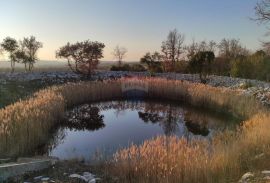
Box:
[208,40,217,52]
[255,0,270,23]
[56,40,105,77]
[185,40,216,60]
[112,45,127,66]
[218,39,249,59]
[254,0,270,50]
[1,37,19,72]
[185,39,199,60]
[161,29,185,71]
[262,42,270,54]
[198,41,208,52]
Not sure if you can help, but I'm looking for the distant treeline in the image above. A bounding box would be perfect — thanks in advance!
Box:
[1,34,269,82]
[112,30,270,82]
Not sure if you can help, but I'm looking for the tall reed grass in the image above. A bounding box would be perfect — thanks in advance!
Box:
[0,77,268,182]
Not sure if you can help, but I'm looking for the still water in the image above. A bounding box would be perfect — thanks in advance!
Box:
[46,100,238,161]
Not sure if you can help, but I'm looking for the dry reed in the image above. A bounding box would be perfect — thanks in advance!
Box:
[0,77,268,182]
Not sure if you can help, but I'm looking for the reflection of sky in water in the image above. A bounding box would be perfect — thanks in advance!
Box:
[49,101,237,161]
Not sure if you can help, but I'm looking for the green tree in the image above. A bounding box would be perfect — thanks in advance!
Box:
[56,40,105,77]
[140,52,163,74]
[230,56,253,78]
[1,37,19,72]
[21,36,43,71]
[188,51,215,83]
[230,51,270,80]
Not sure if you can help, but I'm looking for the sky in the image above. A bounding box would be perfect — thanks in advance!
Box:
[0,0,268,61]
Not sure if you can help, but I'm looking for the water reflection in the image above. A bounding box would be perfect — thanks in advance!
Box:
[0,100,239,160]
[63,105,105,131]
[48,100,238,161]
[138,105,182,136]
[185,121,210,136]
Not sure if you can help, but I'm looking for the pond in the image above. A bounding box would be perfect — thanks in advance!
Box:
[42,100,239,162]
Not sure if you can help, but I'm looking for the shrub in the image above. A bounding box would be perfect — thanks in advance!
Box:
[130,64,146,72]
[110,64,130,71]
[188,51,215,83]
[230,56,253,78]
[140,52,163,74]
[175,60,188,73]
[110,64,146,72]
[230,50,270,81]
[211,57,231,76]
[110,65,119,71]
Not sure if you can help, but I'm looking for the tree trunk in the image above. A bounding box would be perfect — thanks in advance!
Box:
[10,61,15,73]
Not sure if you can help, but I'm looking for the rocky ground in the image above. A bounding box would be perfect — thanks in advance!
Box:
[239,171,270,183]
[1,70,269,88]
[1,70,270,106]
[8,160,115,183]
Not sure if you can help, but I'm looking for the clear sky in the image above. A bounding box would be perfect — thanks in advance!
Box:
[0,0,267,61]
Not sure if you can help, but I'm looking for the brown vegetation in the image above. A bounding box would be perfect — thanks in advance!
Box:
[0,78,269,182]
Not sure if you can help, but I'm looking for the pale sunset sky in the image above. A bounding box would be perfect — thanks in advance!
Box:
[0,0,267,61]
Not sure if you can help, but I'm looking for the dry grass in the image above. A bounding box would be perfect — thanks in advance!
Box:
[109,79,270,183]
[0,77,269,182]
[0,88,65,157]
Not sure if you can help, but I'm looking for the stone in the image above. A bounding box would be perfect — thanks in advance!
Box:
[69,173,100,183]
[69,174,88,182]
[254,153,265,159]
[262,170,270,174]
[34,176,43,180]
[41,177,50,181]
[83,172,95,180]
[239,172,254,182]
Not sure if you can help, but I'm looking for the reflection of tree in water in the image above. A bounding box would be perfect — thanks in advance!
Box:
[138,104,183,136]
[184,111,210,136]
[63,104,105,131]
[35,105,105,156]
[0,100,217,159]
[138,112,162,124]
[162,105,181,136]
[185,120,209,136]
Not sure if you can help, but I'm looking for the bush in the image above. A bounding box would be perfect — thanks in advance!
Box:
[188,51,215,83]
[110,64,146,72]
[149,64,163,73]
[130,64,146,72]
[110,64,130,71]
[211,57,231,76]
[230,51,270,81]
[175,60,188,73]
[230,56,253,78]
[110,65,119,71]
